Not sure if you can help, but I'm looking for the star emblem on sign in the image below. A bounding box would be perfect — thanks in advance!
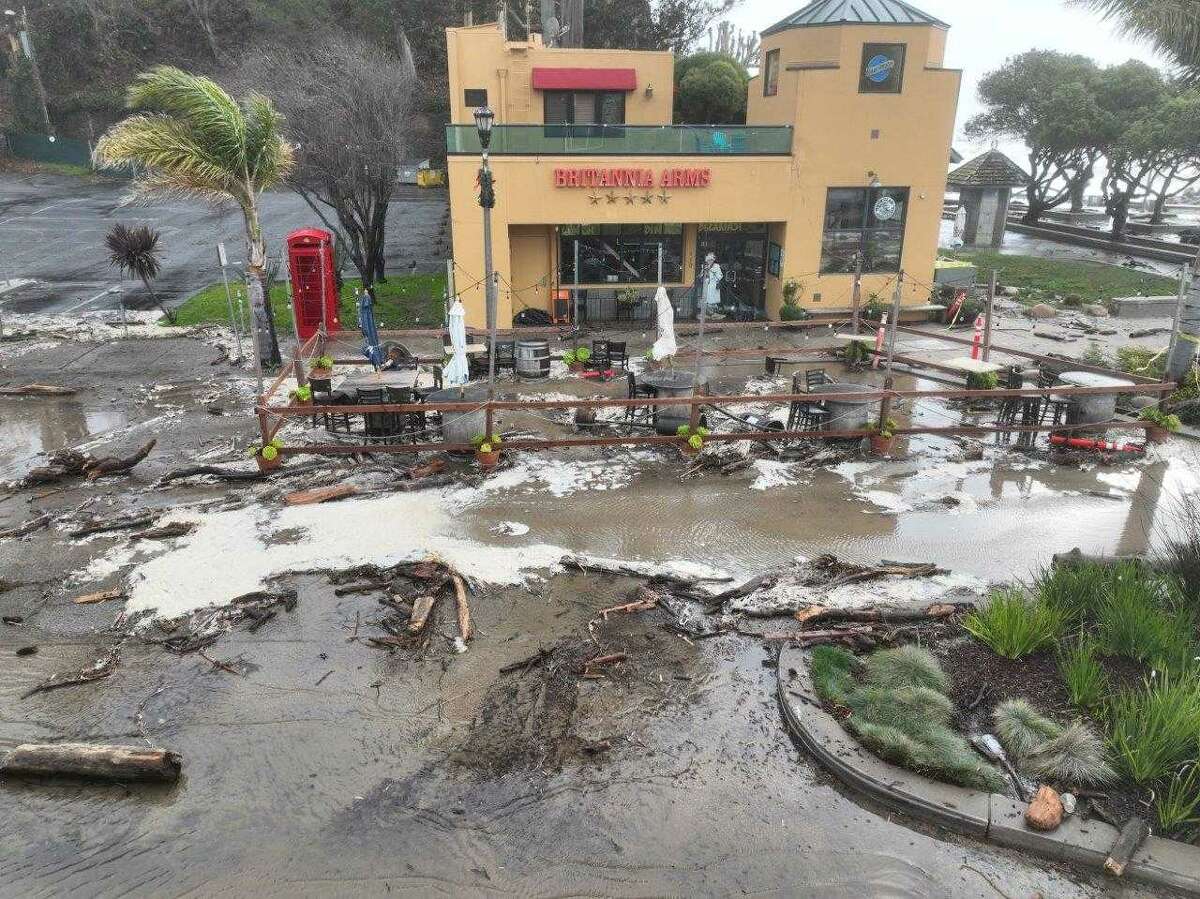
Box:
[657,192,671,204]
[623,194,635,205]
[641,193,654,205]
[588,194,601,205]
[605,192,618,204]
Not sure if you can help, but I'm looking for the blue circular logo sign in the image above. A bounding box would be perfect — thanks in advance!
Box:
[865,54,895,83]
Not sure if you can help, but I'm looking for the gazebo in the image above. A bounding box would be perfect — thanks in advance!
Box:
[946,150,1028,248]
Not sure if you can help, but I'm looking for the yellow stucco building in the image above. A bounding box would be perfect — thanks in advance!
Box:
[444,0,961,328]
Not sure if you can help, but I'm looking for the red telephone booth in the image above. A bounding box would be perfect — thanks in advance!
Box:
[286,228,340,339]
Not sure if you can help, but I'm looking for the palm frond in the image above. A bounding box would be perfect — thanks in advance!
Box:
[1073,0,1200,83]
[240,92,294,191]
[126,66,247,171]
[94,114,240,198]
[105,223,162,281]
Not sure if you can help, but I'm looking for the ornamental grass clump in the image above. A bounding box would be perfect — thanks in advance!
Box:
[993,699,1116,786]
[963,587,1066,659]
[1057,638,1108,710]
[1106,673,1200,784]
[1156,763,1200,835]
[1097,565,1195,670]
[811,645,1005,791]
[1034,562,1111,623]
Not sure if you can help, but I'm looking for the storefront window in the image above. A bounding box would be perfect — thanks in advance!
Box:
[820,187,908,274]
[559,224,683,284]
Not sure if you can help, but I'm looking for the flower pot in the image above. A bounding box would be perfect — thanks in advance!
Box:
[309,368,332,381]
[680,443,702,457]
[291,397,312,408]
[575,408,597,426]
[475,449,500,469]
[255,453,282,473]
[1145,425,1171,444]
[869,434,894,456]
[568,362,583,373]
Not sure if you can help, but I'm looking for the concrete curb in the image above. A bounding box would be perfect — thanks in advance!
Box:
[777,646,1200,895]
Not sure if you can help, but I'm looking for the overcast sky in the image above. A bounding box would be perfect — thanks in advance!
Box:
[725,0,1170,163]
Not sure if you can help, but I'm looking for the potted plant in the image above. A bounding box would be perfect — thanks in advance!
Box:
[866,418,898,456]
[780,278,808,321]
[617,287,640,308]
[249,437,285,472]
[471,433,503,468]
[676,424,710,456]
[563,348,580,372]
[310,354,334,380]
[289,384,313,406]
[863,293,887,322]
[844,339,870,366]
[1140,406,1181,444]
[965,370,999,391]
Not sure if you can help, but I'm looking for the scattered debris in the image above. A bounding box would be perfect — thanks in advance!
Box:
[0,384,76,396]
[16,646,37,657]
[72,587,126,605]
[0,514,51,540]
[70,512,159,539]
[22,439,157,486]
[131,522,195,541]
[0,742,181,783]
[1104,817,1150,877]
[793,601,969,627]
[284,484,357,506]
[21,646,120,699]
[406,596,436,635]
[451,574,473,642]
[1026,785,1064,831]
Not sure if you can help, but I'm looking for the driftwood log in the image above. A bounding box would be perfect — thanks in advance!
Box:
[21,647,120,699]
[130,522,195,541]
[1,743,181,783]
[284,485,357,506]
[0,384,76,396]
[560,554,733,591]
[69,513,158,539]
[72,587,125,605]
[1104,817,1150,877]
[1052,548,1145,570]
[158,460,329,484]
[793,602,971,627]
[85,439,157,481]
[22,440,157,487]
[451,574,473,642]
[0,514,51,540]
[407,596,436,635]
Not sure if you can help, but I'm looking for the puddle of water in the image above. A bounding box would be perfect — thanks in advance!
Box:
[0,397,129,478]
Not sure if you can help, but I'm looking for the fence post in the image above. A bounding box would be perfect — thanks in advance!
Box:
[982,269,997,362]
[850,253,863,334]
[877,271,904,430]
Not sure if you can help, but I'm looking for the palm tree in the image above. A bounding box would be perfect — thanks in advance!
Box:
[1073,0,1200,382]
[1073,1,1200,83]
[105,223,174,324]
[94,65,293,366]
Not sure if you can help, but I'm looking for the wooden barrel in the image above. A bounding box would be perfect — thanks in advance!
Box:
[515,339,551,379]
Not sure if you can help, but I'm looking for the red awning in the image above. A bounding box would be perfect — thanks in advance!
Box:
[531,67,637,91]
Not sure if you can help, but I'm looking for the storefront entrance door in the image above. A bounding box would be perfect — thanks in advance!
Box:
[696,225,768,320]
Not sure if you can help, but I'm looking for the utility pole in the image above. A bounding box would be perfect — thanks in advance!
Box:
[7,8,52,134]
[690,256,712,430]
[474,107,498,440]
[1167,252,1200,383]
[1167,264,1190,379]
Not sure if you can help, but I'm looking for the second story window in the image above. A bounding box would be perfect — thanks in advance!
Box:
[544,91,626,126]
[763,49,780,97]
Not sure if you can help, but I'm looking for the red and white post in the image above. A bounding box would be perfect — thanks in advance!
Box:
[970,313,985,360]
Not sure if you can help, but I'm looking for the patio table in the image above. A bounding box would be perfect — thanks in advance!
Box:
[337,369,419,395]
[1056,370,1136,426]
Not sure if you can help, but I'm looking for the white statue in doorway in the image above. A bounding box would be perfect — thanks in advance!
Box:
[702,252,723,313]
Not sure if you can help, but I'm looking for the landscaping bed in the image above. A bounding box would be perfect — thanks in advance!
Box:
[808,542,1200,845]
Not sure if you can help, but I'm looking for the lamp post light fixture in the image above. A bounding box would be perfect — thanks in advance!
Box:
[474,106,499,438]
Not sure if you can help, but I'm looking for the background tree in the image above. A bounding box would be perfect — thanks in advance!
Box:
[706,20,757,68]
[104,222,173,323]
[674,51,747,123]
[234,34,424,290]
[967,51,1108,225]
[94,65,292,366]
[1095,60,1168,240]
[1071,0,1200,381]
[584,0,733,52]
[1141,89,1200,223]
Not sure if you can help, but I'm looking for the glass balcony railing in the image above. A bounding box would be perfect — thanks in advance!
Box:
[445,124,793,156]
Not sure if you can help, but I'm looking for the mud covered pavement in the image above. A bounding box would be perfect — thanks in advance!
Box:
[0,328,1188,896]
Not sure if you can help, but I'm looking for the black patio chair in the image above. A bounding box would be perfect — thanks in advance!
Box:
[590,339,611,370]
[1037,368,1071,429]
[788,370,829,432]
[994,365,1024,443]
[324,389,354,435]
[805,368,830,390]
[494,340,516,373]
[356,387,394,442]
[626,370,656,422]
[608,341,628,370]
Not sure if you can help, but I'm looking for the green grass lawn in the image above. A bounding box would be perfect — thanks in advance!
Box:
[943,250,1176,304]
[169,272,448,331]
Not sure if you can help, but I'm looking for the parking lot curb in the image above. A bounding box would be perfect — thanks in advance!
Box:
[777,645,1200,895]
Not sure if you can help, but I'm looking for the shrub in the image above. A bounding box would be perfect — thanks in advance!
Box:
[1156,763,1200,834]
[1035,562,1110,623]
[866,417,898,439]
[1023,721,1117,786]
[864,645,949,694]
[1098,567,1195,669]
[844,340,870,364]
[966,371,999,391]
[846,684,954,731]
[994,698,1062,761]
[1106,673,1200,784]
[1058,638,1108,710]
[1140,406,1182,432]
[963,588,1066,659]
[1117,345,1165,379]
[1160,493,1200,602]
[810,645,857,704]
[313,354,335,371]
[780,303,808,321]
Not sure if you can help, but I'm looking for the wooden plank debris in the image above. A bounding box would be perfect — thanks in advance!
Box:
[284,484,357,506]
[406,596,436,635]
[451,574,473,642]
[1104,817,1150,877]
[0,743,181,782]
[72,588,125,605]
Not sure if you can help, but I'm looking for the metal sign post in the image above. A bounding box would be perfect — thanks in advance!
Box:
[242,280,263,396]
[217,242,243,360]
[982,269,997,362]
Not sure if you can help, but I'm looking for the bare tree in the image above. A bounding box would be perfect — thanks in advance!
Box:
[707,20,757,68]
[233,35,424,290]
[183,0,223,60]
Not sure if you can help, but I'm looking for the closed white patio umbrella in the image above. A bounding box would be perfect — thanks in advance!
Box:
[650,286,676,362]
[444,299,470,386]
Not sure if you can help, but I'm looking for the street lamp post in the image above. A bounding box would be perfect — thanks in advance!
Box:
[474,106,498,439]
